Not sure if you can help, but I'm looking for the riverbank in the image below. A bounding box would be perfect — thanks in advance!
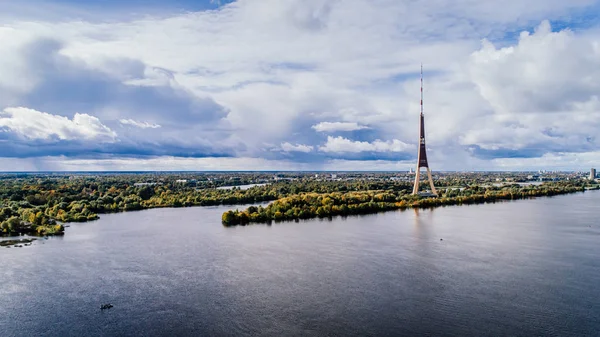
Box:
[221,183,586,226]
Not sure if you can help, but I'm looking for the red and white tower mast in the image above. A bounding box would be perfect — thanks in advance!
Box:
[412,64,437,195]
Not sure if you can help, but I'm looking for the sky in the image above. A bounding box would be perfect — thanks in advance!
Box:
[1,0,600,171]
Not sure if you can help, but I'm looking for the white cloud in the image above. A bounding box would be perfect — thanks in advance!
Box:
[3,151,597,171]
[470,20,600,115]
[119,119,161,129]
[124,67,176,87]
[0,156,314,172]
[0,1,598,169]
[0,107,116,142]
[311,121,368,132]
[461,20,600,154]
[280,142,313,153]
[319,136,412,153]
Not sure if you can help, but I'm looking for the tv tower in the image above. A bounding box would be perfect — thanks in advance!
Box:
[412,64,437,196]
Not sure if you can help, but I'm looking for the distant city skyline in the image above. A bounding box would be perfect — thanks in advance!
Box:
[1,0,600,171]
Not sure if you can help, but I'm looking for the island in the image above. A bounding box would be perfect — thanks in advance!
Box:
[221,181,586,226]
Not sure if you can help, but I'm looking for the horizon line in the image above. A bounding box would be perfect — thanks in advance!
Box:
[0,170,590,174]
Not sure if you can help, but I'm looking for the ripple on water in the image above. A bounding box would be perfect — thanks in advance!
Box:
[1,193,600,336]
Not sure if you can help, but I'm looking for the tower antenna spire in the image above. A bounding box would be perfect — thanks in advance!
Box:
[420,63,423,116]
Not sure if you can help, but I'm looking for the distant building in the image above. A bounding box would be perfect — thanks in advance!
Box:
[176,179,188,183]
[331,174,337,179]
[590,168,596,180]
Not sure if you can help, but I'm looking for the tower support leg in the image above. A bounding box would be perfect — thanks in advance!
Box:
[412,167,421,195]
[426,167,437,195]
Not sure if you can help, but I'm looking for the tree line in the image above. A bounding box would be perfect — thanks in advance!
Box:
[221,182,586,226]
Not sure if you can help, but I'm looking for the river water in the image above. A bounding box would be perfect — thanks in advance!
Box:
[216,183,268,190]
[1,191,600,336]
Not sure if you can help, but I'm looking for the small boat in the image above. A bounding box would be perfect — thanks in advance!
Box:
[100,304,113,310]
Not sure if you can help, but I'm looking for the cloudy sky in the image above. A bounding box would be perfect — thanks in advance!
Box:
[1,0,600,171]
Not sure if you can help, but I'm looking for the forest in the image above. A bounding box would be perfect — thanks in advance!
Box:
[0,172,591,235]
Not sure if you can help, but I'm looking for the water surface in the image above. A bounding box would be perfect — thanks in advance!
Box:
[2,192,600,336]
[216,183,267,190]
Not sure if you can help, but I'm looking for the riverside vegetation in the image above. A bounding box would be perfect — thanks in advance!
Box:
[221,181,588,226]
[0,173,278,236]
[0,172,363,235]
[0,172,593,235]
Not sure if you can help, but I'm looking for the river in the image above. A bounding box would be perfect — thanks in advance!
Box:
[216,183,268,190]
[1,191,600,336]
